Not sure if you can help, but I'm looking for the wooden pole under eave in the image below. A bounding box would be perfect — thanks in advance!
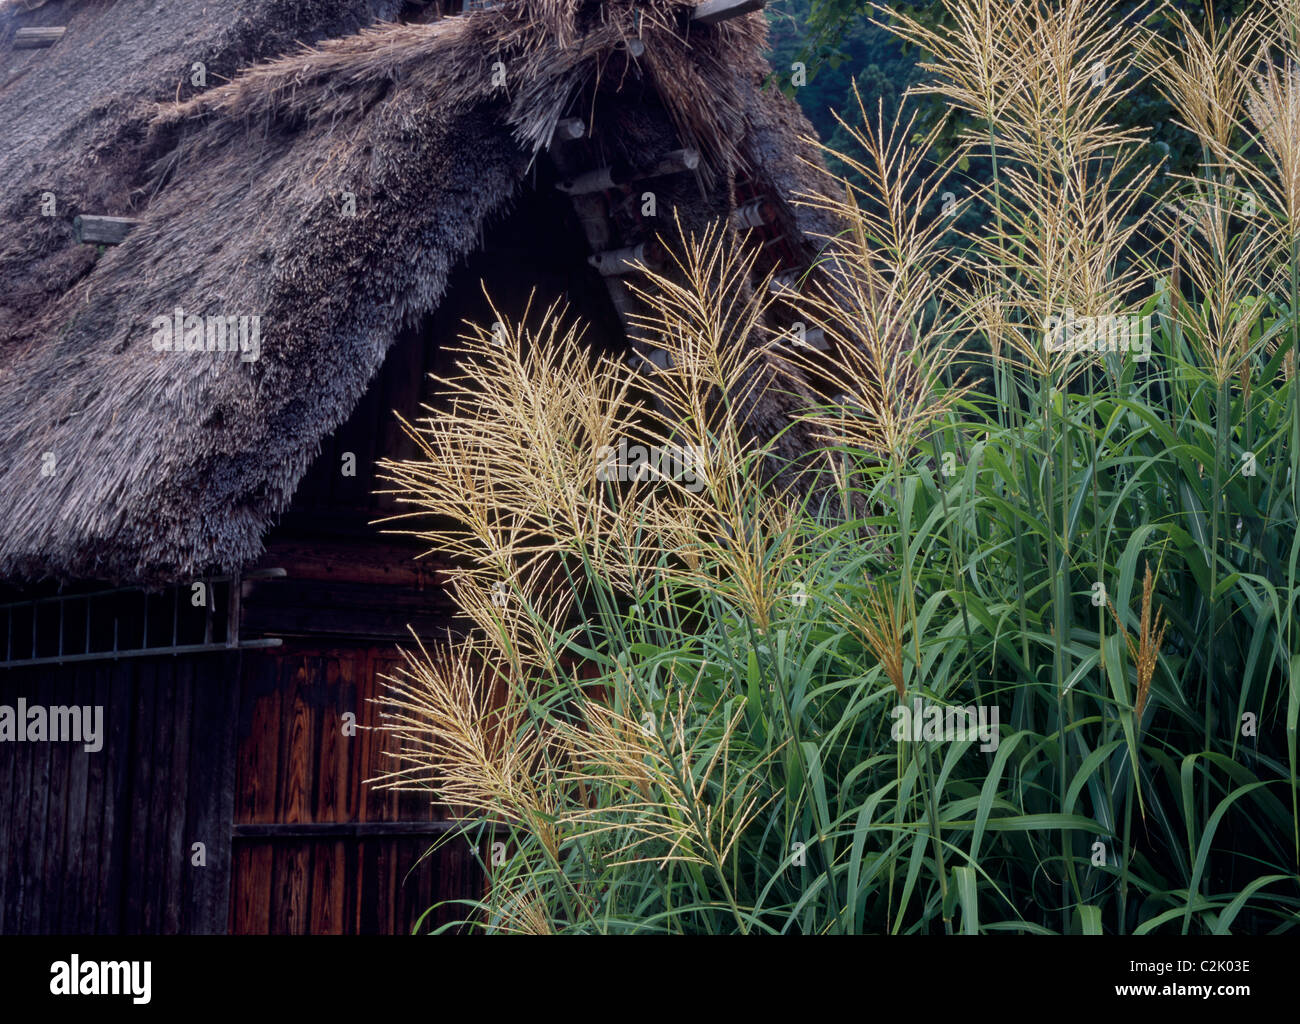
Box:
[589,242,665,278]
[557,149,699,196]
[14,27,66,48]
[692,0,766,26]
[552,117,586,143]
[731,198,775,230]
[73,215,141,245]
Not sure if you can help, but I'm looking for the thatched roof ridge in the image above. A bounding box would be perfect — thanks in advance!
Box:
[0,0,835,585]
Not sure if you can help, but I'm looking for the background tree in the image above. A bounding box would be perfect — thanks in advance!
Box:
[769,0,1259,181]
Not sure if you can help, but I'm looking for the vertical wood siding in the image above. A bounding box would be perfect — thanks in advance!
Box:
[228,645,484,935]
[1,645,484,935]
[0,652,239,934]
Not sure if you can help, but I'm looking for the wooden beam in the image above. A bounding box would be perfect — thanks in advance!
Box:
[239,577,456,641]
[730,198,775,230]
[769,270,802,296]
[651,148,700,175]
[73,215,140,245]
[570,194,611,249]
[692,0,765,26]
[629,348,672,373]
[589,242,665,278]
[552,116,586,143]
[232,821,509,840]
[14,26,66,48]
[255,538,442,588]
[557,149,699,196]
[558,165,616,195]
[790,326,829,352]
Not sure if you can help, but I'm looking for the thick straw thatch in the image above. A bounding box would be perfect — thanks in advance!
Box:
[0,0,835,584]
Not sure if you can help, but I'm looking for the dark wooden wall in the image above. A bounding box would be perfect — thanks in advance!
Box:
[0,652,238,934]
[229,644,484,935]
[0,646,485,935]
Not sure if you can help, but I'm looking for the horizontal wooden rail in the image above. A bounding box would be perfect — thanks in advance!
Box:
[232,821,511,839]
[0,638,282,671]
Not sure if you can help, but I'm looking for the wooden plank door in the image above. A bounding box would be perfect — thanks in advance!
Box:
[228,644,483,934]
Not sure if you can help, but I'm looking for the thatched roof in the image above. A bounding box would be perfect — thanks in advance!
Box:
[0,0,835,585]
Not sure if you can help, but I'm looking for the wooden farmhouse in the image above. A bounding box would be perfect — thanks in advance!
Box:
[0,0,837,933]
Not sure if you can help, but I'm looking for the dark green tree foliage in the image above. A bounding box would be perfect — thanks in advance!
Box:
[766,0,922,176]
[772,0,1258,181]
